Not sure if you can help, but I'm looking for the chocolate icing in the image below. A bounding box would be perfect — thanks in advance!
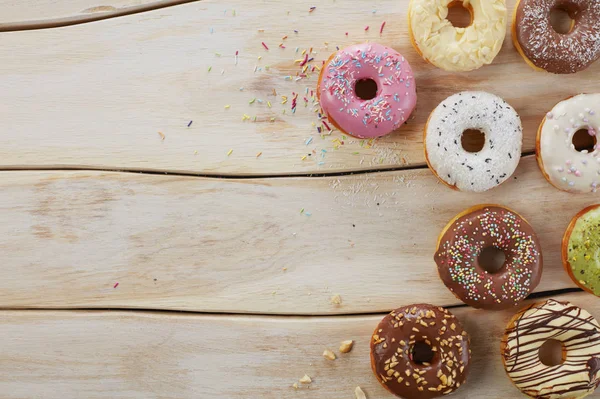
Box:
[515,0,600,74]
[370,304,471,399]
[435,206,542,310]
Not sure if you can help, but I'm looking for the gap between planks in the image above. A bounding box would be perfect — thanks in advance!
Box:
[1,287,585,318]
[0,150,536,180]
[0,0,202,32]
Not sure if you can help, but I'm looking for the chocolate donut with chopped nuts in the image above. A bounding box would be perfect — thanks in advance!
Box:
[370,304,471,399]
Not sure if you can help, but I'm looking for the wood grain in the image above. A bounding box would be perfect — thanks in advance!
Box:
[1,0,598,175]
[0,156,595,314]
[0,0,198,31]
[1,291,598,399]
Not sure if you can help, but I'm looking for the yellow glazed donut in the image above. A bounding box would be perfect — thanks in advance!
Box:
[408,0,507,72]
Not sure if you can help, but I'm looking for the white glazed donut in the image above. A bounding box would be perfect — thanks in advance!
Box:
[537,94,600,194]
[424,91,523,192]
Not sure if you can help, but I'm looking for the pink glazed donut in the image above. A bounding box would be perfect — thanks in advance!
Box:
[317,43,417,139]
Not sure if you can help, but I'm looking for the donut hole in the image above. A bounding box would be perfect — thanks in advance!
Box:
[572,128,597,153]
[478,246,506,274]
[355,78,378,101]
[539,339,566,366]
[411,341,435,365]
[461,129,486,153]
[550,7,575,35]
[447,1,473,28]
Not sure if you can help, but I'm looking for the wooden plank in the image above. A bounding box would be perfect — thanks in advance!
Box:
[1,291,597,398]
[0,156,595,314]
[0,0,197,31]
[1,0,598,175]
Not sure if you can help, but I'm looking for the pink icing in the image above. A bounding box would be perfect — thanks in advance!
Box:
[318,43,417,139]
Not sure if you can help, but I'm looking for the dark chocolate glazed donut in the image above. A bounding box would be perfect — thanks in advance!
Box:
[435,205,543,310]
[514,0,600,74]
[370,304,471,399]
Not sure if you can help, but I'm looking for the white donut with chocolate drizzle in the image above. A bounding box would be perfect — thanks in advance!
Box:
[424,91,522,192]
[502,299,600,399]
[538,94,600,193]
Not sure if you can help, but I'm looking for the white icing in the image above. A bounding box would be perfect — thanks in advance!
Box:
[539,94,600,194]
[409,0,507,72]
[503,300,600,399]
[425,91,522,192]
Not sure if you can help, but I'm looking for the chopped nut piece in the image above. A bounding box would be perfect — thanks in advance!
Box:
[440,374,448,385]
[330,294,342,305]
[323,349,336,361]
[355,386,367,399]
[340,340,354,353]
[299,375,312,384]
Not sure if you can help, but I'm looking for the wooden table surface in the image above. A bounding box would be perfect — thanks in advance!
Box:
[1,0,599,398]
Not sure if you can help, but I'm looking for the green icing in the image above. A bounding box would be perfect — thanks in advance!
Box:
[568,207,600,295]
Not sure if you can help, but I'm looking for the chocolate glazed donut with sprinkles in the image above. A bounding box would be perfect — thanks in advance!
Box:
[502,299,600,399]
[435,205,543,310]
[513,0,600,74]
[317,43,417,139]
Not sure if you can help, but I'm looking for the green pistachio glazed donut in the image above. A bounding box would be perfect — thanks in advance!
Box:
[563,205,600,295]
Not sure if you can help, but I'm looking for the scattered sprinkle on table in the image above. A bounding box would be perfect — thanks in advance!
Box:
[187,120,193,127]
[380,21,386,35]
[256,152,262,158]
[157,131,165,140]
[309,6,316,12]
[261,41,269,50]
[227,149,233,156]
[113,283,119,289]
